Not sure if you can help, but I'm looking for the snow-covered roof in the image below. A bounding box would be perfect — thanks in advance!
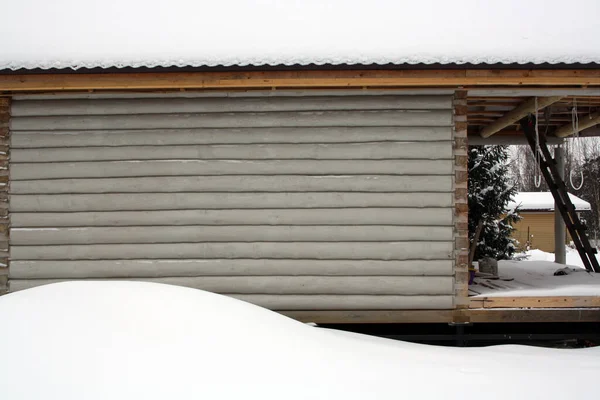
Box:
[1,0,600,70]
[508,192,591,212]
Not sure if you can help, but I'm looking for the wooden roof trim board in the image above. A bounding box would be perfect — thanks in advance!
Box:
[2,69,600,93]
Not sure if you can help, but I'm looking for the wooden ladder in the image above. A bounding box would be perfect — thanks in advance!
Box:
[519,115,600,273]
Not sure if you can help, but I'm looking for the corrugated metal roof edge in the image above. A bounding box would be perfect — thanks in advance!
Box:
[2,62,600,74]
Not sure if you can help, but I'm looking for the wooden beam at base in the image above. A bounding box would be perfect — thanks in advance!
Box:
[554,111,600,137]
[480,96,563,138]
[2,69,600,92]
[470,296,600,309]
[281,308,600,324]
[469,309,600,323]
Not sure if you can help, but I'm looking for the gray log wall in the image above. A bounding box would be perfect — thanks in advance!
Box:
[8,92,456,310]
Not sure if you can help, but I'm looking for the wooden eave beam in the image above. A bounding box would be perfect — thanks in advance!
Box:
[2,69,600,93]
[480,96,563,138]
[554,111,600,137]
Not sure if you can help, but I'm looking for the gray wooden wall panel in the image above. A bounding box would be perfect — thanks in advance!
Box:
[11,226,453,245]
[12,159,453,180]
[6,280,454,309]
[10,260,454,279]
[9,93,456,311]
[11,208,454,227]
[11,175,453,194]
[229,294,453,310]
[10,193,454,211]
[10,109,452,131]
[11,127,452,148]
[2,276,454,295]
[11,142,452,162]
[10,242,454,260]
[11,96,453,116]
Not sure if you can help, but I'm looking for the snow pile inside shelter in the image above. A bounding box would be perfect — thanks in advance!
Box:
[525,248,597,268]
[507,192,591,212]
[1,281,599,399]
[472,248,600,297]
[1,0,600,70]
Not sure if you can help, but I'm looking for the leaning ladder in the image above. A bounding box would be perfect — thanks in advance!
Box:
[519,115,600,273]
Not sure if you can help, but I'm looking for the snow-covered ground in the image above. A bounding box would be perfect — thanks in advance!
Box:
[472,248,600,297]
[0,281,599,399]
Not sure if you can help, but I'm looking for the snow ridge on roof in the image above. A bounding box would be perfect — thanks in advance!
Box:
[2,0,600,70]
[508,192,591,212]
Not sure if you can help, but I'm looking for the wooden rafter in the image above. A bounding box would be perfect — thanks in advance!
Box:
[479,96,562,138]
[2,69,600,92]
[554,111,600,137]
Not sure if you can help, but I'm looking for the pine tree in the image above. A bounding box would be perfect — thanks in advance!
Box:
[468,145,520,260]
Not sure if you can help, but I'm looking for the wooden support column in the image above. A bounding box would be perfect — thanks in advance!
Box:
[0,97,9,294]
[554,145,566,264]
[480,97,562,138]
[453,90,470,317]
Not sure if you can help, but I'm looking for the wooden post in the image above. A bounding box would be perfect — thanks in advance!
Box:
[0,97,9,295]
[554,145,566,264]
[469,220,485,267]
[453,90,470,315]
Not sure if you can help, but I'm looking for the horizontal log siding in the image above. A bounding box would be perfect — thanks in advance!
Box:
[8,93,455,310]
[10,260,453,279]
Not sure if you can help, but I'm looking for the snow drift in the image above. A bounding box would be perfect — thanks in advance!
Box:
[0,281,599,399]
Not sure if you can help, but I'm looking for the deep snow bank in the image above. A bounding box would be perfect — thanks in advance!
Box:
[0,281,598,399]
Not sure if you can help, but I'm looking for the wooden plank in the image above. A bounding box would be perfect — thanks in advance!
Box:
[230,294,454,310]
[10,208,454,227]
[468,309,600,323]
[11,127,453,148]
[10,175,453,194]
[554,111,600,137]
[10,96,453,116]
[10,192,454,212]
[10,241,454,260]
[5,279,455,309]
[3,70,600,92]
[9,259,454,279]
[10,142,453,162]
[10,225,454,245]
[480,97,563,138]
[3,276,454,295]
[11,159,454,180]
[10,109,452,131]
[280,310,454,323]
[471,296,600,309]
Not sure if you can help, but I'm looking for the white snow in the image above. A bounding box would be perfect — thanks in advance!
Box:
[1,0,600,70]
[507,192,591,212]
[473,248,600,297]
[1,282,599,399]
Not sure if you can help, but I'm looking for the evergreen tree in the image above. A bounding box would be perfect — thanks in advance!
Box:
[468,145,520,260]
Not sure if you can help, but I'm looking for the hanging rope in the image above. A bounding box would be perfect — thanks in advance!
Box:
[534,97,542,188]
[570,170,584,190]
[569,98,585,190]
[572,98,580,138]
